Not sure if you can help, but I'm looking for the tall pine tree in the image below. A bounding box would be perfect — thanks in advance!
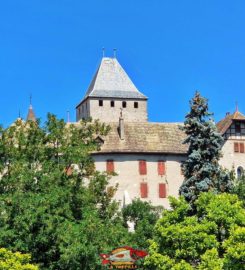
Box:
[179,92,233,207]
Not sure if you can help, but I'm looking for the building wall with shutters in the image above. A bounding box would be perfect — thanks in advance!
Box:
[219,126,245,175]
[93,154,185,208]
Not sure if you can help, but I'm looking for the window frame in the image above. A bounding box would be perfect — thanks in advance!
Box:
[106,159,114,173]
[139,160,147,175]
[140,182,148,198]
[158,160,166,176]
[122,101,127,108]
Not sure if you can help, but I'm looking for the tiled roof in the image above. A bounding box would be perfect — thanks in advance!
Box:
[82,57,147,100]
[216,111,245,134]
[96,122,188,154]
[26,105,36,121]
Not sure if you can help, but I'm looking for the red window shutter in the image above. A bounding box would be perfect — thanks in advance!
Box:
[139,160,147,175]
[240,143,244,153]
[158,161,166,176]
[159,183,167,198]
[106,160,114,173]
[140,182,148,198]
[234,143,239,153]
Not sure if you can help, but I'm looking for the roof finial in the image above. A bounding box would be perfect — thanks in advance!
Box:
[102,47,105,58]
[235,101,238,112]
[113,48,117,58]
[29,94,32,108]
[18,109,21,119]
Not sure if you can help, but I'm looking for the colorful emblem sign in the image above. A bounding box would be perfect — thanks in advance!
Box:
[100,246,148,269]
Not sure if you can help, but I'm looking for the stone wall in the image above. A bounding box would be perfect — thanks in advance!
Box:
[77,98,148,122]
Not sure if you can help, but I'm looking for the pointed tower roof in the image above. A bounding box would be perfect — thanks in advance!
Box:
[26,105,36,121]
[217,110,245,134]
[83,57,147,100]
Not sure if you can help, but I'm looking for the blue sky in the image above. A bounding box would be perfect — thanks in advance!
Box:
[0,0,244,127]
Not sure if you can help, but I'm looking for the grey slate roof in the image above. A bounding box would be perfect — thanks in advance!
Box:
[83,57,147,100]
[96,122,188,154]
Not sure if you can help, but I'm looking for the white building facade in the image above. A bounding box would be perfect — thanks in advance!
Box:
[76,57,245,207]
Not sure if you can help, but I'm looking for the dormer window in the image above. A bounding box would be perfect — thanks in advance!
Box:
[134,102,138,108]
[99,100,103,107]
[111,101,115,107]
[122,101,127,108]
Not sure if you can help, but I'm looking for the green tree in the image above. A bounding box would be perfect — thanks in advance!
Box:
[179,92,232,208]
[0,115,130,270]
[0,247,38,270]
[232,174,245,206]
[122,199,163,249]
[144,192,245,269]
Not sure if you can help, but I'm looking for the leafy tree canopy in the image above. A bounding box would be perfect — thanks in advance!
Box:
[122,199,163,249]
[144,192,245,270]
[0,115,130,270]
[0,247,38,270]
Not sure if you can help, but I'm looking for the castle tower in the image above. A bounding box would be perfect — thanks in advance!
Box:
[76,57,148,122]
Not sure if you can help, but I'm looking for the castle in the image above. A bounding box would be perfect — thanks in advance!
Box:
[29,57,245,207]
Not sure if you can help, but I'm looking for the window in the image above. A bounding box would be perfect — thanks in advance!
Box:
[122,101,127,108]
[235,123,241,133]
[234,142,245,153]
[111,101,115,107]
[134,102,138,108]
[140,182,148,198]
[139,160,147,175]
[106,160,114,173]
[237,166,244,178]
[158,161,166,176]
[159,183,167,198]
[234,143,239,152]
[240,143,245,153]
[99,100,103,107]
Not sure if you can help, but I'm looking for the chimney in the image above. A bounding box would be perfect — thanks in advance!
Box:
[119,112,125,140]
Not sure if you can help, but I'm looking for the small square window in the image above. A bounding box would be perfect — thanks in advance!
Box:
[134,102,138,108]
[99,100,103,107]
[111,101,115,107]
[122,101,127,108]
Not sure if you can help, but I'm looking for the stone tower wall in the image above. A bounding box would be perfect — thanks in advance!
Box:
[77,98,148,122]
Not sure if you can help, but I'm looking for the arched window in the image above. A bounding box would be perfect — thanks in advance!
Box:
[237,166,244,178]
